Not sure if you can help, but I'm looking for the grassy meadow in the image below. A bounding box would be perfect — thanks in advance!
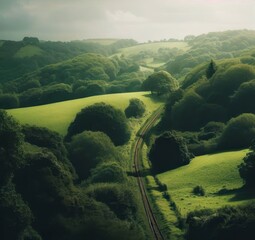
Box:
[118,42,189,57]
[14,45,44,58]
[158,149,253,216]
[8,92,162,136]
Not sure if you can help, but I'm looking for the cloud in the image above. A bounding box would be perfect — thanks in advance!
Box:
[0,0,254,41]
[106,10,147,23]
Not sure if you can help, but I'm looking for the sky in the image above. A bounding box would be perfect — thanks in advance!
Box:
[0,0,255,42]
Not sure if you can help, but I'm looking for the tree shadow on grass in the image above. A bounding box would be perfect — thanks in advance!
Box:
[215,186,255,202]
[142,93,165,104]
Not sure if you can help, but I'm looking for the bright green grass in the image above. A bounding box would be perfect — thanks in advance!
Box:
[118,42,189,57]
[142,146,183,240]
[14,45,44,58]
[158,149,253,216]
[8,92,161,136]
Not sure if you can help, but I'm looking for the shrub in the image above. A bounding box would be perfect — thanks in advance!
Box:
[192,185,205,196]
[230,79,255,116]
[171,91,205,131]
[211,64,255,95]
[66,103,131,145]
[238,151,255,187]
[86,183,138,221]
[89,162,127,183]
[187,204,255,240]
[125,98,146,118]
[69,131,119,180]
[142,70,179,95]
[149,131,191,173]
[219,113,255,149]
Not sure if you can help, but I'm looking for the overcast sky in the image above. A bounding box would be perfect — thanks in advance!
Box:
[0,0,255,42]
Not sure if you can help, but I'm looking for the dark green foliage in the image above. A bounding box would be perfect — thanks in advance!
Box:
[219,113,255,149]
[211,64,255,95]
[40,83,72,104]
[142,70,179,95]
[187,204,255,240]
[0,39,135,83]
[238,151,255,187]
[149,131,191,173]
[18,80,41,93]
[158,89,184,131]
[0,181,34,240]
[125,98,146,118]
[192,185,205,196]
[230,79,255,116]
[66,103,131,145]
[166,30,255,78]
[22,125,75,177]
[0,94,19,109]
[206,59,217,79]
[198,121,225,141]
[74,83,105,98]
[14,150,75,236]
[86,183,138,221]
[19,88,43,107]
[171,91,205,131]
[0,110,24,185]
[89,162,127,183]
[23,37,40,45]
[69,131,119,180]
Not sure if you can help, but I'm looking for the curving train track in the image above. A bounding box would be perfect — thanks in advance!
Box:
[133,108,165,240]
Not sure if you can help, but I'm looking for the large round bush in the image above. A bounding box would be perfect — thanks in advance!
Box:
[219,113,255,149]
[69,131,119,180]
[66,103,131,145]
[149,131,191,173]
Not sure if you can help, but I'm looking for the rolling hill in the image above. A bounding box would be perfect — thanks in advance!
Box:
[158,149,252,216]
[8,91,162,135]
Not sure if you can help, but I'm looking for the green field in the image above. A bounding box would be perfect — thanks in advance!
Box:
[158,150,253,216]
[8,92,162,136]
[118,42,189,57]
[14,45,44,58]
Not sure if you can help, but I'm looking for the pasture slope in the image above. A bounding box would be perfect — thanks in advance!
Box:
[117,42,189,56]
[158,149,253,216]
[8,92,161,136]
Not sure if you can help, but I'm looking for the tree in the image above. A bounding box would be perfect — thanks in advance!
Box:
[66,103,131,145]
[69,131,119,180]
[0,110,24,185]
[219,113,255,149]
[149,131,191,173]
[125,98,146,118]
[238,148,255,187]
[206,59,217,79]
[89,162,127,183]
[142,70,179,95]
[0,94,19,109]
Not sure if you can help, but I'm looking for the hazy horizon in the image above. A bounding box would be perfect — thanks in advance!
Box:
[1,0,255,42]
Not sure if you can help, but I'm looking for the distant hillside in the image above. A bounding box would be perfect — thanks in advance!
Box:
[114,41,189,69]
[164,30,255,78]
[0,37,137,82]
[0,53,151,108]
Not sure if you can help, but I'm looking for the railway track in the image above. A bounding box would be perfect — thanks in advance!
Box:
[133,108,165,240]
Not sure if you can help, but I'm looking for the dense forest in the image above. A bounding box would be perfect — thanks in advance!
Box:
[1,29,255,240]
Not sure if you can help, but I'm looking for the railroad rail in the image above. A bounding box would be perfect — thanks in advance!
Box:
[133,108,164,240]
